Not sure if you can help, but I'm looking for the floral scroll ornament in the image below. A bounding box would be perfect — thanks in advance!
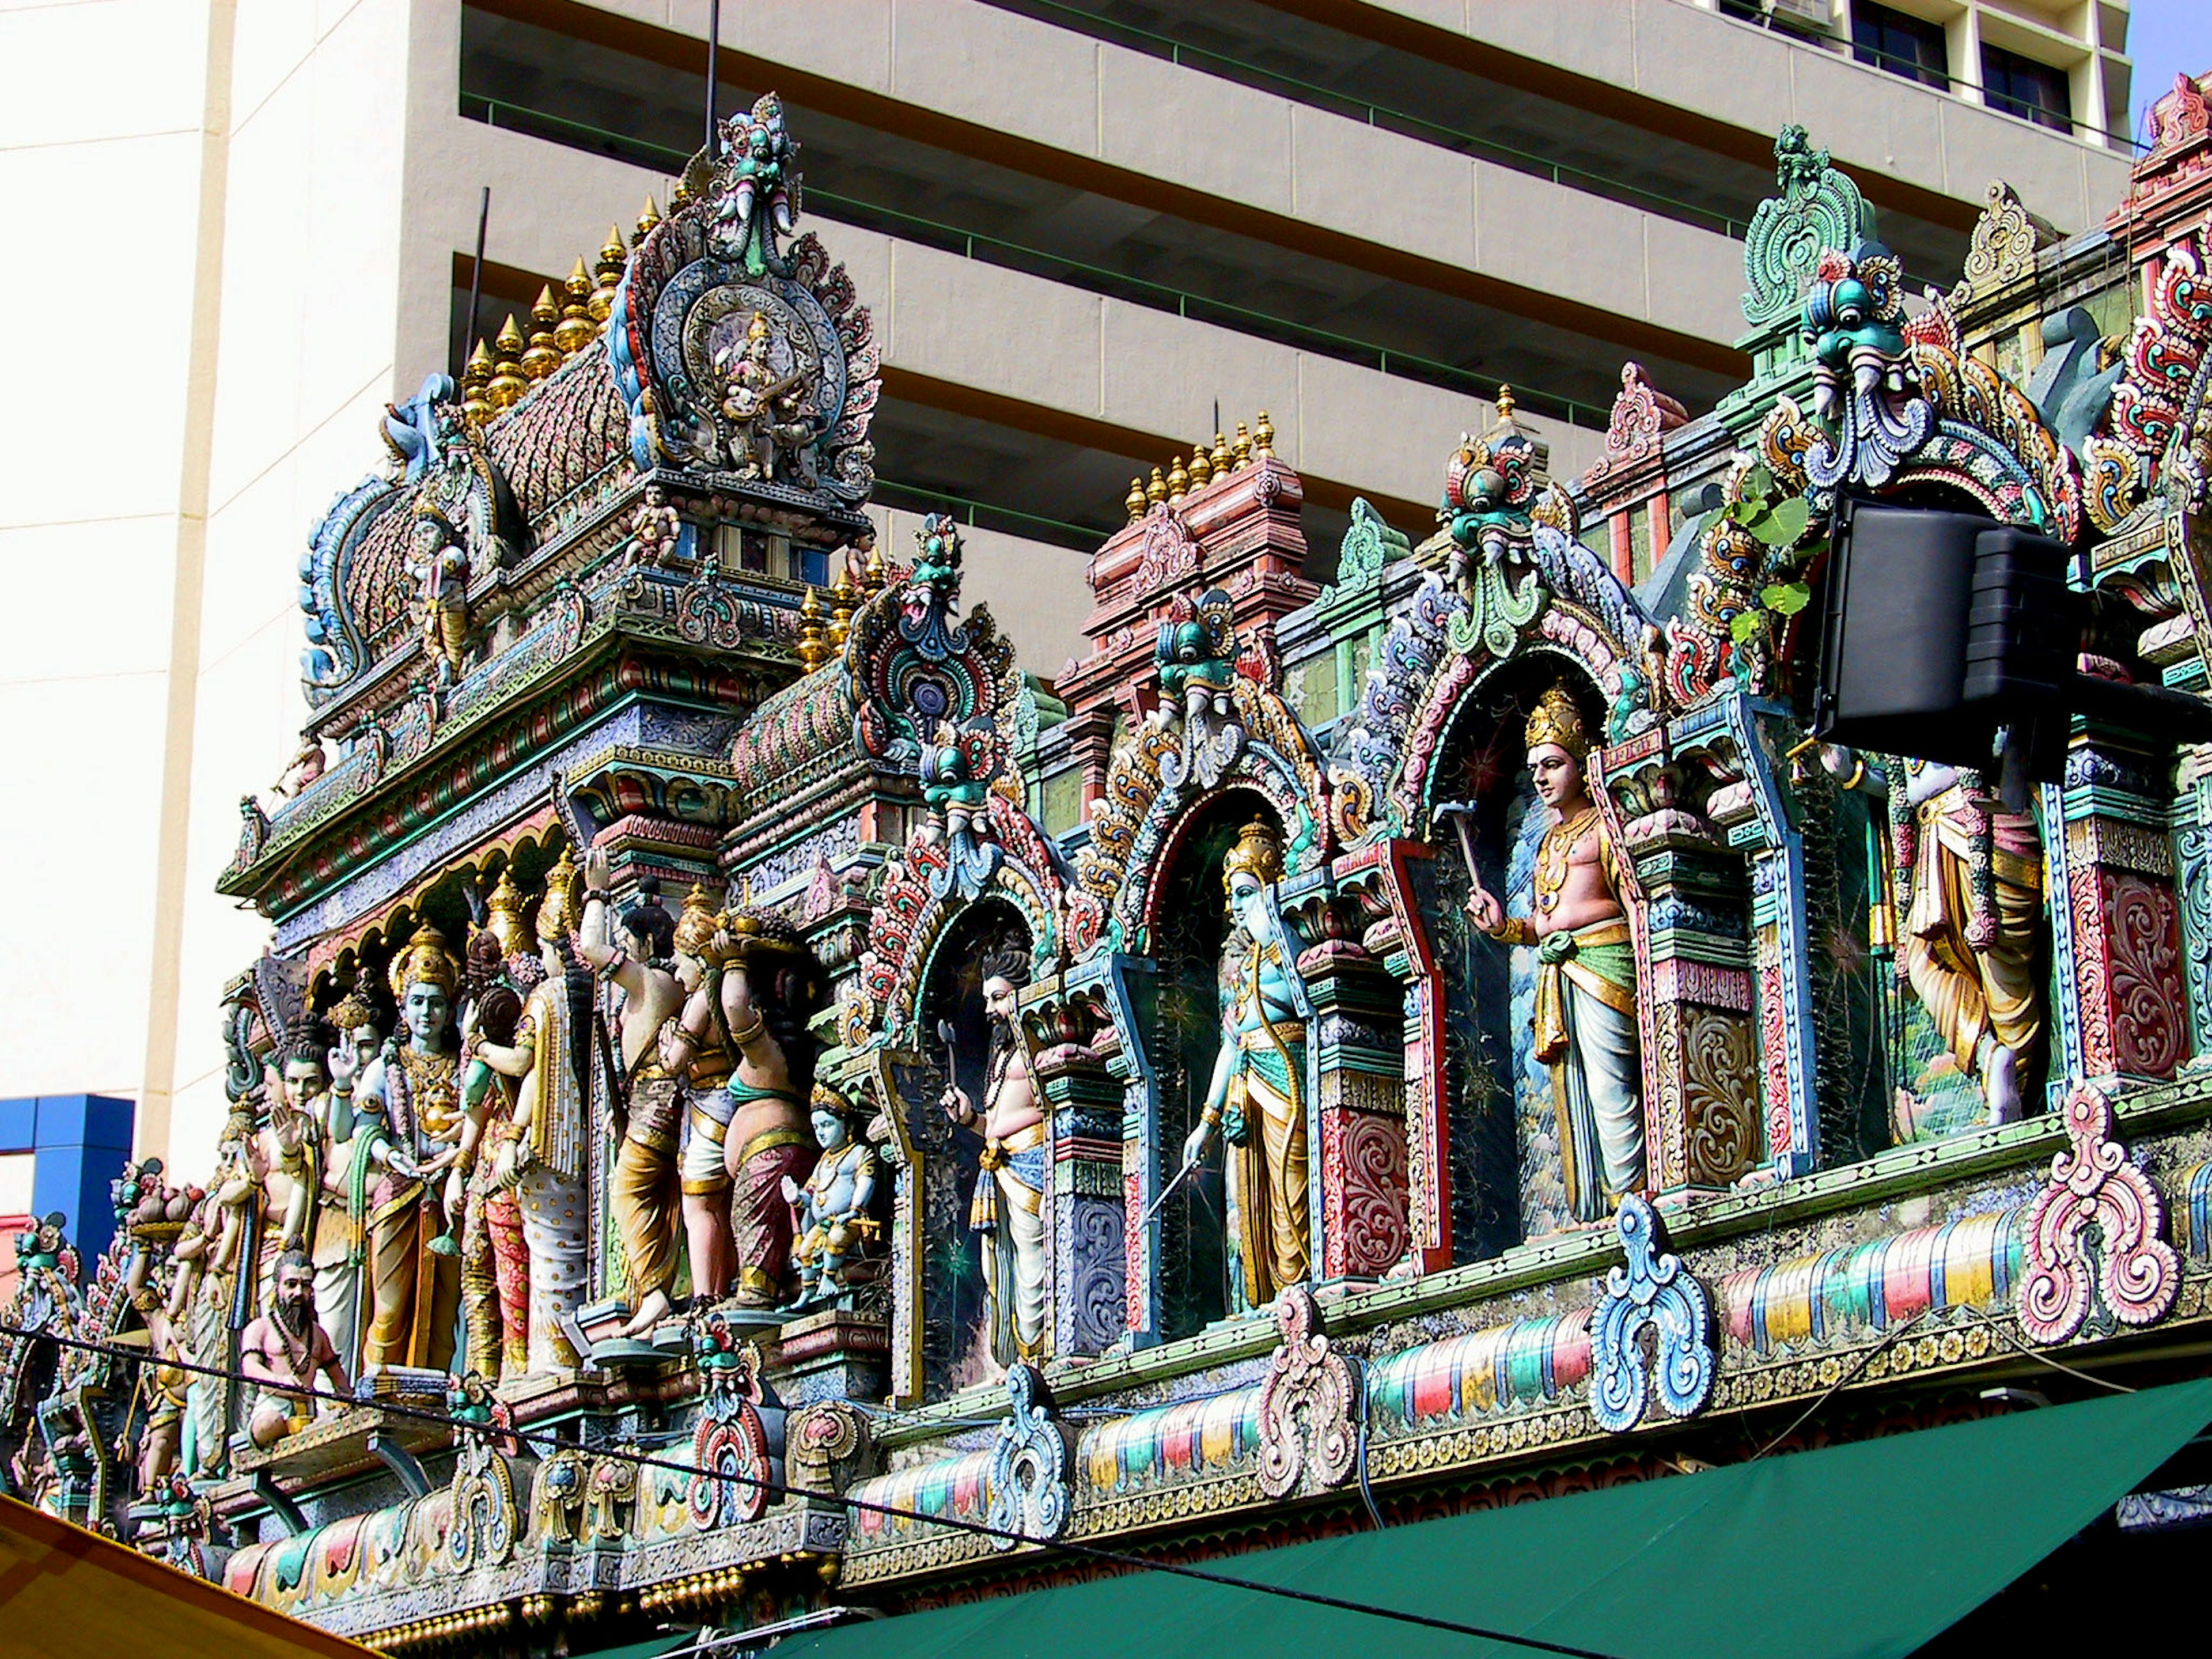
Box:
[1589,1196,1714,1433]
[2016,1084,2179,1344]
[687,1313,772,1529]
[984,1363,1069,1550]
[1256,1286,1357,1498]
[1440,426,1546,658]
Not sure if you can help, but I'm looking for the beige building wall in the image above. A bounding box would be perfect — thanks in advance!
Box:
[0,0,232,1152]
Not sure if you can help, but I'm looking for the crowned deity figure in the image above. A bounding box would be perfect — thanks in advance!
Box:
[1895,759,2044,1122]
[238,1250,349,1448]
[1466,686,1645,1225]
[314,992,384,1377]
[355,925,468,1376]
[659,885,741,1301]
[717,309,813,482]
[577,847,689,1337]
[1183,819,1311,1312]
[715,909,823,1308]
[942,951,1048,1362]
[783,1085,881,1306]
[408,502,471,685]
[470,847,592,1372]
[451,925,535,1379]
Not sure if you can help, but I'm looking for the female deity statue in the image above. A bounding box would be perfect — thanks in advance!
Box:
[355,925,467,1376]
[1465,685,1645,1225]
[577,847,688,1338]
[313,991,382,1378]
[659,885,740,1302]
[1895,759,2043,1123]
[452,927,534,1378]
[782,1085,880,1306]
[715,909,823,1308]
[472,848,593,1372]
[1181,819,1312,1312]
[942,951,1047,1362]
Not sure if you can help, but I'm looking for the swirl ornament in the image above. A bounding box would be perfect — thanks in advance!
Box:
[446,1430,518,1570]
[2016,1084,2179,1344]
[1739,126,1873,332]
[1256,1287,1357,1499]
[984,1364,1070,1550]
[688,1316,772,1529]
[1589,1196,1714,1433]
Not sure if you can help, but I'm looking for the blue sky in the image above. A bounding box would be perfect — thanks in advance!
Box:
[2128,0,2209,146]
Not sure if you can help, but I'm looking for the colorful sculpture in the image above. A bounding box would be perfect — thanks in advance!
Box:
[1465,687,1645,1224]
[942,950,1047,1362]
[783,1085,881,1305]
[1183,819,1312,1311]
[238,1250,349,1447]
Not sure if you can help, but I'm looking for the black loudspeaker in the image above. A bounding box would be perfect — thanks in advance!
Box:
[1813,497,2079,782]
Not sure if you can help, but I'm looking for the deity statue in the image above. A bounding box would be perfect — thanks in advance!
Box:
[355,925,467,1376]
[716,309,813,482]
[714,909,823,1308]
[238,1250,349,1448]
[313,992,382,1375]
[452,930,535,1378]
[577,847,688,1338]
[630,482,683,569]
[658,885,741,1302]
[1465,685,1645,1225]
[783,1084,880,1306]
[1182,819,1312,1312]
[942,951,1047,1362]
[127,1272,193,1494]
[1894,759,2044,1122]
[408,502,470,685]
[471,847,593,1372]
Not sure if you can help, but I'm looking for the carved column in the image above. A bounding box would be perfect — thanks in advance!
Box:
[1282,872,1408,1283]
[1597,696,1772,1194]
[2175,747,2212,1060]
[2047,721,2190,1089]
[1060,953,1161,1348]
[1022,978,1128,1358]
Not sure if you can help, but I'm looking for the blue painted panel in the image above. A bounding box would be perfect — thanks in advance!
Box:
[34,1093,134,1152]
[0,1097,33,1154]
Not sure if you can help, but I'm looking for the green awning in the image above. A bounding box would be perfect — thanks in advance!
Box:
[779,1377,2212,1659]
[571,1637,696,1659]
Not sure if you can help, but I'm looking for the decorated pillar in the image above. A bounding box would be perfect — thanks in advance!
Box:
[1595,694,1768,1194]
[2047,718,2191,1090]
[1021,976,1128,1358]
[1281,866,1410,1283]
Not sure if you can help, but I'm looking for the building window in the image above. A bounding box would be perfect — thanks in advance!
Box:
[1982,43,2073,134]
[1852,2,1949,89]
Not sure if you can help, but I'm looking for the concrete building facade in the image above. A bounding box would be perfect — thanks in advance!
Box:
[0,0,2134,1177]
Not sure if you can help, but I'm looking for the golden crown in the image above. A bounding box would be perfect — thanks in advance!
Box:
[486,866,527,955]
[673,881,720,960]
[327,993,378,1035]
[386,923,459,999]
[1221,817,1284,892]
[746,309,772,343]
[536,844,580,945]
[1524,684,1590,761]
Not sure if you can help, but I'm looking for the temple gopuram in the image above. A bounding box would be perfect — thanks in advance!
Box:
[13,72,2212,1658]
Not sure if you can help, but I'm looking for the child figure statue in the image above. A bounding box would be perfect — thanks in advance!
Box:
[782,1086,879,1306]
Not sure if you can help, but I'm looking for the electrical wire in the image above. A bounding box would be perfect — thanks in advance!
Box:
[1,1320,1623,1659]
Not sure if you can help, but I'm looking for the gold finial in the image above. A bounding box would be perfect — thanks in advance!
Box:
[488,315,528,410]
[635,195,662,243]
[555,259,594,356]
[590,227,626,325]
[1221,817,1285,893]
[1524,683,1590,761]
[797,586,832,672]
[673,881,718,961]
[1146,466,1167,507]
[1232,421,1253,468]
[1188,444,1213,488]
[486,865,527,955]
[1253,410,1275,457]
[1495,385,1517,420]
[1210,431,1232,472]
[1166,454,1189,501]
[522,285,562,381]
[862,541,887,596]
[827,574,857,650]
[1125,476,1147,522]
[460,339,494,429]
[537,844,581,944]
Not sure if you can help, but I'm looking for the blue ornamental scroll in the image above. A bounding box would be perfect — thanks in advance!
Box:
[1589,1195,1714,1432]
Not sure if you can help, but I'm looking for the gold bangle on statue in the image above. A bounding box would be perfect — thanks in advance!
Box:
[1202,1107,1222,1127]
[728,1010,766,1047]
